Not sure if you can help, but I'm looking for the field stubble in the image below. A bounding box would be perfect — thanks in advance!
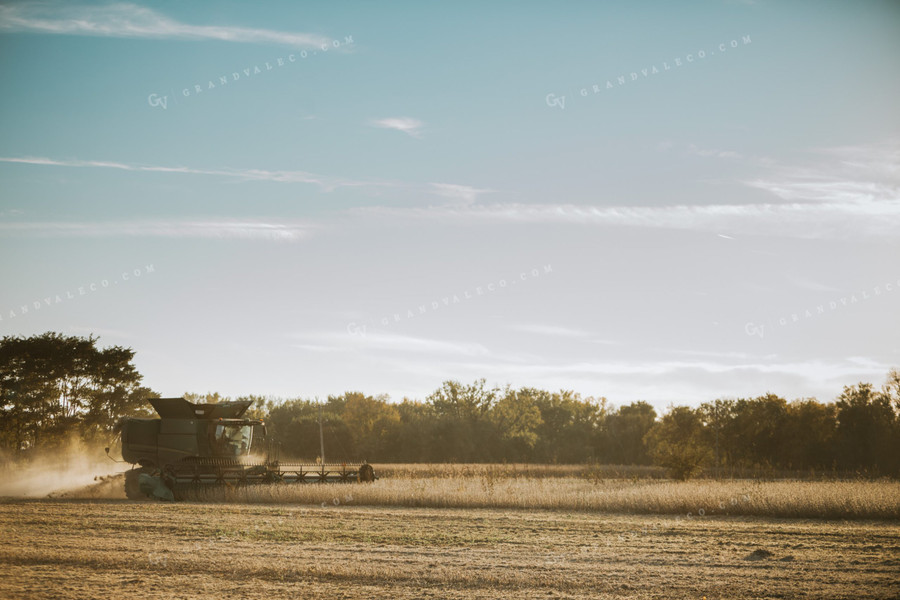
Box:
[2,463,899,598]
[0,498,898,599]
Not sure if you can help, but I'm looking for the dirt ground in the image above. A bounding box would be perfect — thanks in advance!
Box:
[1,499,898,599]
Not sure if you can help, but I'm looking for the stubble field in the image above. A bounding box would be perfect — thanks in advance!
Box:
[1,469,898,599]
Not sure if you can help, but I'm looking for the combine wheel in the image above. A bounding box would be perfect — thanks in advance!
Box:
[358,463,375,483]
[161,466,181,501]
[124,468,148,499]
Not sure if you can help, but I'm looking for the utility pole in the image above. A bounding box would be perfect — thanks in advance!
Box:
[714,400,720,480]
[317,399,326,468]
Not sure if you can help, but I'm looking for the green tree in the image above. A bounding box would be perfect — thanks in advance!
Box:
[235,395,276,421]
[645,406,711,479]
[782,399,837,471]
[489,387,544,460]
[715,395,790,471]
[184,391,229,404]
[0,332,155,454]
[427,379,499,461]
[264,398,356,461]
[428,379,497,422]
[835,383,897,474]
[532,390,605,463]
[603,401,656,465]
[393,399,438,461]
[339,392,400,461]
[881,368,900,474]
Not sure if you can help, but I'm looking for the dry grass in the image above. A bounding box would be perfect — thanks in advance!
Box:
[374,463,667,479]
[184,477,900,520]
[1,500,898,599]
[32,462,900,521]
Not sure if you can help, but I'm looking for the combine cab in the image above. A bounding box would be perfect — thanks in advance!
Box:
[114,397,375,500]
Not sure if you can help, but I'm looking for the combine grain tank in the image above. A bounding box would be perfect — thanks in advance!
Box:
[113,397,375,500]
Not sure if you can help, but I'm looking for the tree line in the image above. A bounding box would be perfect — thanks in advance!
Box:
[2,333,899,477]
[0,333,155,456]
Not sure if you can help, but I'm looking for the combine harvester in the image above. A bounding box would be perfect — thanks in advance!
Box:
[109,397,375,500]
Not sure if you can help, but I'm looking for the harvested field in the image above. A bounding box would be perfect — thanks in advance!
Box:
[3,467,899,598]
[1,498,898,599]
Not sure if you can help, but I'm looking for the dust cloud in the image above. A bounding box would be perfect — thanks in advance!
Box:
[0,439,126,498]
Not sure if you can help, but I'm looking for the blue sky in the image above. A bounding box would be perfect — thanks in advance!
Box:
[1,0,898,409]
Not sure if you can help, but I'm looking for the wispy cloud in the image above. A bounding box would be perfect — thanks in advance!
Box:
[744,179,897,204]
[348,200,900,240]
[67,326,134,340]
[353,344,895,405]
[395,356,893,405]
[0,3,330,48]
[0,155,493,207]
[332,140,900,240]
[743,139,900,204]
[369,117,424,138]
[0,220,316,241]
[512,324,590,338]
[294,331,491,357]
[789,277,843,293]
[687,143,743,159]
[0,156,349,190]
[355,333,491,357]
[428,183,493,206]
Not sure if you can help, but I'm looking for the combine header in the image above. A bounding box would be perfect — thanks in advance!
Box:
[111,397,375,500]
